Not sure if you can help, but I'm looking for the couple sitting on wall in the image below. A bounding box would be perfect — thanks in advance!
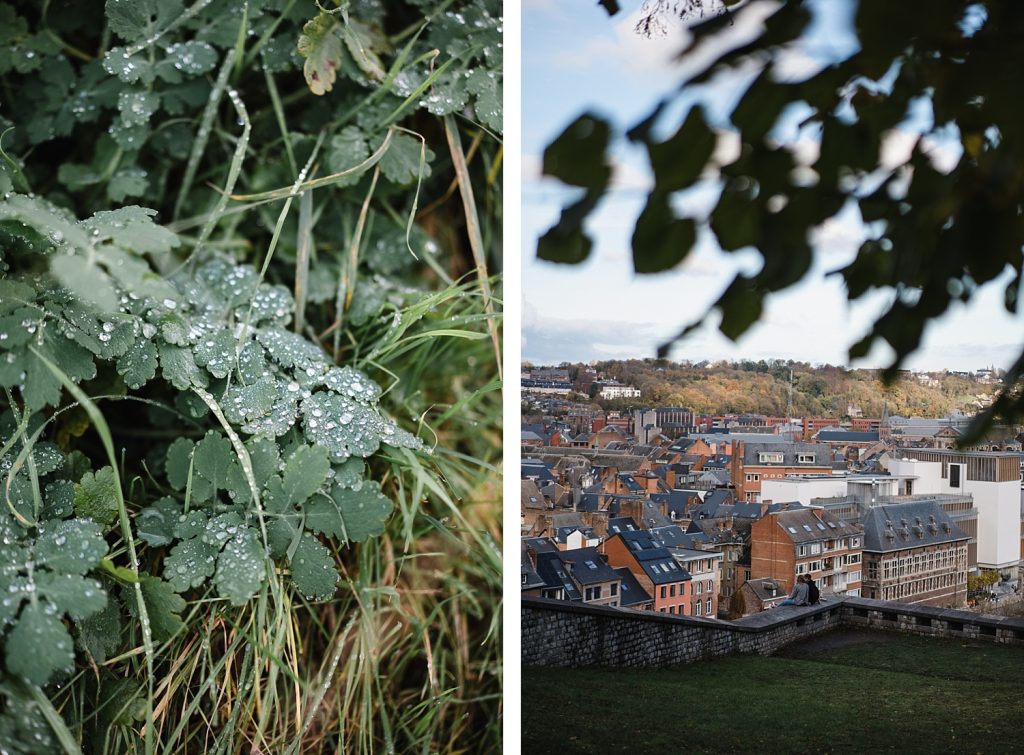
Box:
[779,574,820,607]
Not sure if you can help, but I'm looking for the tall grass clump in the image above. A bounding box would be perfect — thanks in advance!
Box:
[0,0,502,752]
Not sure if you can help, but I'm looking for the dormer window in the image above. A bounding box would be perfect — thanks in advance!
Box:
[797,453,816,464]
[758,452,784,464]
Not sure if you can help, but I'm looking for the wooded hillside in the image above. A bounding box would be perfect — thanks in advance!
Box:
[565,360,997,418]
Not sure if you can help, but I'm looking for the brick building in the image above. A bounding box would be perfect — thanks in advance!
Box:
[750,507,864,595]
[860,501,970,607]
[526,542,623,607]
[604,531,693,615]
[731,441,835,502]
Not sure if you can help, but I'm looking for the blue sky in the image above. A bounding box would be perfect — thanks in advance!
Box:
[521,0,1024,372]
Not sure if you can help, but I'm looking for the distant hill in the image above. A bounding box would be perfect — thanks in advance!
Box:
[552,359,999,418]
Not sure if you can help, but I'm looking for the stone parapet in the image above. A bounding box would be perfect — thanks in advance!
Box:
[521,596,1024,667]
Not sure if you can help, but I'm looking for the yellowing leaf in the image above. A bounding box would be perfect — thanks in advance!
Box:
[297,13,342,96]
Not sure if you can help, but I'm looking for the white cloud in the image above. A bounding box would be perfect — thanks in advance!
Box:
[553,6,690,76]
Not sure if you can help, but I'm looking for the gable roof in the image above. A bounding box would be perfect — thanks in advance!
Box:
[769,507,859,543]
[613,566,653,607]
[609,531,692,585]
[740,441,832,466]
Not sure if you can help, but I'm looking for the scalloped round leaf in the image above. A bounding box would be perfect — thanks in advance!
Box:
[223,375,279,426]
[116,338,158,388]
[76,591,123,663]
[159,342,208,390]
[164,538,217,592]
[300,392,384,461]
[73,466,119,527]
[35,519,108,574]
[193,430,234,494]
[257,327,329,373]
[164,437,194,490]
[245,436,281,489]
[201,512,245,549]
[136,497,181,546]
[214,528,266,606]
[289,533,338,601]
[282,444,330,505]
[246,284,293,326]
[42,479,74,519]
[36,573,107,620]
[5,601,74,685]
[139,574,185,642]
[306,481,393,543]
[298,12,342,96]
[173,509,208,540]
[193,329,236,379]
[319,366,381,403]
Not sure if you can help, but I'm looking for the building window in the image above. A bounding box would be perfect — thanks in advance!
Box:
[797,453,816,464]
[696,582,702,594]
[758,452,784,464]
[669,606,675,614]
[695,601,702,615]
[707,580,713,592]
[949,463,963,488]
[670,584,676,597]
[848,571,861,582]
[706,598,713,613]
[660,586,666,599]
[746,473,760,482]
[610,583,618,596]
[521,573,527,585]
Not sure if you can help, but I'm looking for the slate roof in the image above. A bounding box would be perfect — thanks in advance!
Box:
[730,502,764,519]
[534,552,582,601]
[551,547,621,586]
[522,536,558,554]
[610,531,692,585]
[744,577,786,603]
[618,473,644,492]
[740,441,832,466]
[555,525,596,543]
[607,516,641,535]
[613,567,653,607]
[702,454,733,470]
[817,430,880,443]
[521,458,555,483]
[649,490,695,520]
[649,525,709,551]
[521,541,546,591]
[861,501,969,553]
[770,508,859,543]
[521,479,545,510]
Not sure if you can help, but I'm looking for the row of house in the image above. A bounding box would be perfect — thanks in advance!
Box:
[523,407,1022,620]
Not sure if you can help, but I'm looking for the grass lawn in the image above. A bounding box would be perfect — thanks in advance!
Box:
[522,630,1024,754]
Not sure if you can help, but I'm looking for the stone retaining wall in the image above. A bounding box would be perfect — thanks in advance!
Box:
[521,596,1024,668]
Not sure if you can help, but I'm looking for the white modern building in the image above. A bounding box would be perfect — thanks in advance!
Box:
[597,383,641,400]
[890,450,1021,573]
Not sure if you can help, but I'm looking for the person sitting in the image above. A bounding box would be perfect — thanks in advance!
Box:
[805,575,820,605]
[778,575,809,607]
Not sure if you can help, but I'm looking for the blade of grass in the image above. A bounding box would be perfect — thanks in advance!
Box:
[22,681,84,755]
[294,187,314,334]
[30,347,157,755]
[442,113,502,381]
